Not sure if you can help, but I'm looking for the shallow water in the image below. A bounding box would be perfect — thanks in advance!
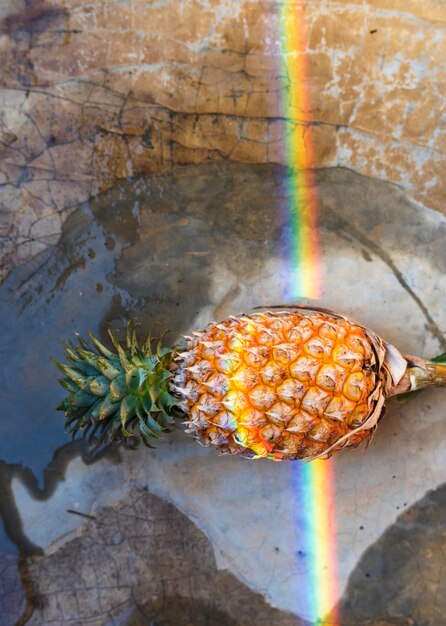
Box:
[1,162,446,625]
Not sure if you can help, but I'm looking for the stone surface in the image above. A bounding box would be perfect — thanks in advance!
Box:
[0,163,445,624]
[340,483,446,626]
[1,0,446,282]
[23,487,302,626]
[1,0,446,621]
[14,475,446,625]
[0,554,25,626]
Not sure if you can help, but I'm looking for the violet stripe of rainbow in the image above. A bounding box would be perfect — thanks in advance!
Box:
[280,1,322,300]
[290,459,340,624]
[304,459,340,624]
[281,2,339,623]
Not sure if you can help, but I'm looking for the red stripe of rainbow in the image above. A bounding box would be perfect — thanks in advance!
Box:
[280,2,339,623]
[302,459,340,624]
[280,0,322,300]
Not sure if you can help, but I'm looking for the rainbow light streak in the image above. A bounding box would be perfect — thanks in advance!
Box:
[290,459,340,624]
[303,459,340,624]
[280,3,339,624]
[280,1,322,300]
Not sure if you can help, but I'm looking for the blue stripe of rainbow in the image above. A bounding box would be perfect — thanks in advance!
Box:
[280,2,339,623]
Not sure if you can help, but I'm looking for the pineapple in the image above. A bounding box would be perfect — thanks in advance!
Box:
[55,306,446,461]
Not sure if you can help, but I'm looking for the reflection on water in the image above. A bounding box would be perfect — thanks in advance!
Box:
[0,163,283,624]
[1,163,445,625]
[0,163,285,472]
[0,211,122,474]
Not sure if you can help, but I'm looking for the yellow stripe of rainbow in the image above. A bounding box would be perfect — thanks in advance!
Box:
[280,1,322,300]
[281,2,339,623]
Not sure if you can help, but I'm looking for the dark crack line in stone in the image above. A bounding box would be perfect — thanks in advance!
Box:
[66,508,97,520]
[0,81,444,162]
[0,441,121,626]
[4,82,445,166]
[330,210,446,352]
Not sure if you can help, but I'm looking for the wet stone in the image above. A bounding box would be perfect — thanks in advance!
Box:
[339,482,446,626]
[22,487,302,626]
[0,162,445,624]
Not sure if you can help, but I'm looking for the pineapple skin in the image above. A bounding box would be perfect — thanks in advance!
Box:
[56,306,446,460]
[173,310,390,461]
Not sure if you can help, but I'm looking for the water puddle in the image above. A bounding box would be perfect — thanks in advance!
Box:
[0,162,445,625]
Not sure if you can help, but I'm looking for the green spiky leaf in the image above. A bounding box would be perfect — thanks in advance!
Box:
[110,375,126,401]
[69,389,97,408]
[77,348,102,371]
[53,361,86,389]
[108,328,131,371]
[142,394,153,414]
[126,321,138,356]
[126,367,144,393]
[59,378,80,394]
[89,376,110,396]
[88,332,114,359]
[138,416,160,440]
[428,352,446,365]
[97,356,121,380]
[98,395,119,420]
[54,323,182,447]
[120,395,137,436]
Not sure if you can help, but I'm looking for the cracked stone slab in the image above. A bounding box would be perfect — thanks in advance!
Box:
[1,0,446,283]
[13,478,446,625]
[23,486,302,626]
[340,482,446,626]
[2,163,445,624]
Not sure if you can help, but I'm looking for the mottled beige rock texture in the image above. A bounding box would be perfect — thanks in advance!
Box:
[0,0,445,280]
[22,487,301,626]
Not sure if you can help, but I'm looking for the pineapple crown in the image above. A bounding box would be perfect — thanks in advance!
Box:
[53,324,182,447]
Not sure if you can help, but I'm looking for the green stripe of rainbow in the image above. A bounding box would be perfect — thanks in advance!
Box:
[280,1,322,300]
[280,2,339,623]
[302,459,339,624]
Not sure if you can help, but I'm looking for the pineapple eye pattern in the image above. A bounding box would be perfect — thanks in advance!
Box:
[175,311,381,460]
[56,308,446,462]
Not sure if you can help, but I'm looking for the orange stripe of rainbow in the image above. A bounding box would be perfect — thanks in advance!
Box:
[281,2,339,623]
[280,0,322,300]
